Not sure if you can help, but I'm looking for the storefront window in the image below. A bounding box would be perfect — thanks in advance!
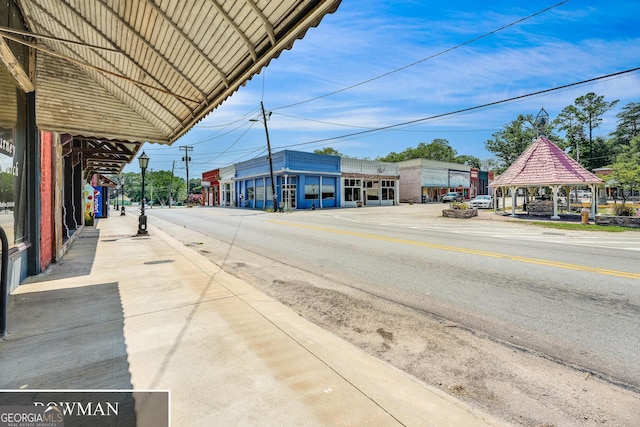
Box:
[256,180,265,201]
[381,180,395,200]
[344,179,361,201]
[247,182,254,201]
[322,185,335,200]
[304,184,319,200]
[365,180,379,201]
[0,63,27,247]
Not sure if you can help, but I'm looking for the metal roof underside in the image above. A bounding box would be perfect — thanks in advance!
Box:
[16,0,341,149]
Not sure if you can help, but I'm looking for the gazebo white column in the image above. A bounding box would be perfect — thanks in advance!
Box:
[551,185,561,219]
[510,186,517,217]
[590,184,597,218]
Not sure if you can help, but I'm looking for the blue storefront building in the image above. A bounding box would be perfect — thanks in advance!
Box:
[234,150,341,210]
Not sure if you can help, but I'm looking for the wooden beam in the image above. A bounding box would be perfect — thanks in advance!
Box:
[0,36,34,92]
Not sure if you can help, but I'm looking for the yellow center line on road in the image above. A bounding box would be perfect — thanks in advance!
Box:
[267,219,640,280]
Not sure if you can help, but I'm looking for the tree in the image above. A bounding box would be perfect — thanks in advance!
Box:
[554,105,586,161]
[147,170,178,206]
[575,92,619,145]
[122,172,142,202]
[480,158,501,172]
[555,92,619,169]
[587,136,618,170]
[484,114,536,172]
[376,151,405,162]
[189,177,201,199]
[613,102,640,146]
[314,147,345,157]
[420,138,457,162]
[609,135,640,203]
[377,138,457,162]
[454,155,481,169]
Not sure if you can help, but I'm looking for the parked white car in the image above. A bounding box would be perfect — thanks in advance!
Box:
[570,190,592,202]
[469,195,493,209]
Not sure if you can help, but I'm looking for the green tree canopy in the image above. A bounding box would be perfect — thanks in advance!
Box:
[609,135,640,202]
[613,102,640,146]
[147,170,184,206]
[554,92,619,169]
[484,114,536,173]
[554,105,586,160]
[377,138,457,162]
[453,154,482,169]
[314,147,345,157]
[109,171,185,205]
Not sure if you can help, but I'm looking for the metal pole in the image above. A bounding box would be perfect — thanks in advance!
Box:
[120,176,125,215]
[1,226,9,338]
[137,168,148,235]
[181,146,193,206]
[260,102,277,210]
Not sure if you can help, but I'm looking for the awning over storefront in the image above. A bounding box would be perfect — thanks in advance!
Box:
[4,0,341,172]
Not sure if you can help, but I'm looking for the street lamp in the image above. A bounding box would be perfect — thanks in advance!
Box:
[251,101,277,211]
[137,151,150,235]
[120,175,126,216]
[534,107,549,137]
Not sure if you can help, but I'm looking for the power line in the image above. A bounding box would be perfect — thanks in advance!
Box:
[273,1,570,111]
[270,67,640,150]
[136,68,638,172]
[273,111,498,133]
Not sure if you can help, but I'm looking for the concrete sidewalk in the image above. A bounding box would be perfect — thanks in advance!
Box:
[1,213,507,426]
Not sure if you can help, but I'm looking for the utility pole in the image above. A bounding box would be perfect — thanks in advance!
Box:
[180,146,193,205]
[253,101,277,210]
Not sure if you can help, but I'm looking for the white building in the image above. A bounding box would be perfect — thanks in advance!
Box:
[398,159,472,203]
[340,158,399,207]
[219,165,236,207]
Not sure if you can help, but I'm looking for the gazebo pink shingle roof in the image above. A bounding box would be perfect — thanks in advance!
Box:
[490,136,604,187]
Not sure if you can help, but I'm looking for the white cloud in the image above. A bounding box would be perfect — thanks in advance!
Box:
[178,0,640,170]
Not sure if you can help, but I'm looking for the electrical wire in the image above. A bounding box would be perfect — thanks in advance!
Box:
[131,67,638,175]
[273,0,570,111]
[273,111,497,133]
[269,68,640,150]
[199,121,258,165]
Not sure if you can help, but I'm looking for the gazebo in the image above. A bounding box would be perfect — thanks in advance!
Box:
[490,136,604,219]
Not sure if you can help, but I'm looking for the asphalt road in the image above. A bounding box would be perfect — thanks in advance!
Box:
[144,204,640,390]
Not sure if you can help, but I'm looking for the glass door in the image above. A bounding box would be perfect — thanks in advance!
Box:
[282,184,296,210]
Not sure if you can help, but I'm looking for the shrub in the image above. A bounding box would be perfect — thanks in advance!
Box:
[450,202,468,210]
[613,203,636,216]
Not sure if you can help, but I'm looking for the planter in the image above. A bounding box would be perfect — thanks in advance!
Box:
[356,201,363,207]
[442,208,478,219]
[595,215,640,228]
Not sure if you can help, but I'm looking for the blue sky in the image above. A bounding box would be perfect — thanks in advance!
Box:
[130,0,640,178]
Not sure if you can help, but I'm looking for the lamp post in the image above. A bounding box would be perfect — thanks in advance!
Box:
[137,151,150,235]
[251,101,277,211]
[120,175,126,216]
[534,107,549,137]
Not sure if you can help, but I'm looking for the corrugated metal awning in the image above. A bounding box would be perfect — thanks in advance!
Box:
[9,0,341,155]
